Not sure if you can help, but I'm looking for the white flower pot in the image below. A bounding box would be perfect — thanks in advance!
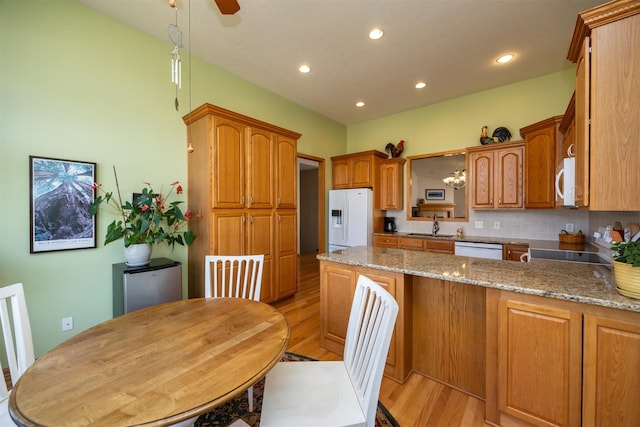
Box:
[124,244,152,267]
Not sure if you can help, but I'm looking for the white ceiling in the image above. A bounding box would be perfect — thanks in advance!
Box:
[75,0,604,125]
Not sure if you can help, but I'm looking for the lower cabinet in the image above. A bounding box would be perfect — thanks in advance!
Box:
[487,289,640,427]
[583,314,640,426]
[319,261,412,383]
[503,243,529,261]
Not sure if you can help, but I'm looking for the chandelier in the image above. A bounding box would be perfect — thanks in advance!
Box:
[443,169,466,190]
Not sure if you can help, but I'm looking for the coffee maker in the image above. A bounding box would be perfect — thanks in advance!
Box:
[384,217,397,233]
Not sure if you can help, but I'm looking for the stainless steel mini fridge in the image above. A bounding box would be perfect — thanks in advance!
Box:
[112,258,182,316]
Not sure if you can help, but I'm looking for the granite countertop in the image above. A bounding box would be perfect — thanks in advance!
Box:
[317,246,640,313]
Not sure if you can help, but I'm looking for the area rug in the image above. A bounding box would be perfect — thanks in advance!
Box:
[194,352,400,427]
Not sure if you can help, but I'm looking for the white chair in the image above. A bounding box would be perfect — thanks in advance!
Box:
[204,255,264,301]
[0,283,35,425]
[204,254,265,413]
[260,274,399,427]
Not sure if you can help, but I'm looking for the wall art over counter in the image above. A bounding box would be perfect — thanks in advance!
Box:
[30,156,97,253]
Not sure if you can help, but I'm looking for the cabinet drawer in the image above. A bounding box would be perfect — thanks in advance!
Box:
[424,239,454,254]
[398,237,425,251]
[373,235,398,248]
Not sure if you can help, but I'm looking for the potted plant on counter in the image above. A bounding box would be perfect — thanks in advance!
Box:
[90,167,202,266]
[610,241,640,299]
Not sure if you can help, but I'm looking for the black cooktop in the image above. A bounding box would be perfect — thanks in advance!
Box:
[529,249,611,265]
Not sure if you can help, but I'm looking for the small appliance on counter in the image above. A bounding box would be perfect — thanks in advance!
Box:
[384,217,397,233]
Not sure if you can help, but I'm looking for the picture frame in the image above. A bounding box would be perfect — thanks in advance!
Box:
[425,188,445,200]
[30,156,97,253]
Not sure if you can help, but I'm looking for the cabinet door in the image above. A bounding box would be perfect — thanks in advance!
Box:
[351,156,374,188]
[583,314,640,427]
[320,263,356,352]
[213,118,245,208]
[247,211,274,303]
[574,36,590,208]
[275,211,297,299]
[498,299,582,427]
[469,151,494,208]
[276,136,297,209]
[503,244,528,261]
[211,210,245,255]
[379,160,404,210]
[397,237,424,251]
[246,128,274,209]
[495,146,523,209]
[424,239,454,254]
[332,158,351,189]
[524,124,558,209]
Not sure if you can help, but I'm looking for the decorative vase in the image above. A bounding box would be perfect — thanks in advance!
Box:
[124,244,152,267]
[612,260,640,299]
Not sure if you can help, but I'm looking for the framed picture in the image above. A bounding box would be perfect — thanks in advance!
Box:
[425,188,445,200]
[30,156,97,253]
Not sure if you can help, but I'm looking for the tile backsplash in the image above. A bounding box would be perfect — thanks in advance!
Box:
[386,208,640,243]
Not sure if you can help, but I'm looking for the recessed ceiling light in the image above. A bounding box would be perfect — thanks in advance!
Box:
[415,82,427,89]
[298,64,311,74]
[369,28,384,40]
[355,101,365,108]
[496,54,515,64]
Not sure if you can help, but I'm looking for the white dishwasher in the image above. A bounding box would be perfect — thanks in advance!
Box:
[454,241,503,260]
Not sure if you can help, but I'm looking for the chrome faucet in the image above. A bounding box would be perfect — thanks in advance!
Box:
[432,214,439,236]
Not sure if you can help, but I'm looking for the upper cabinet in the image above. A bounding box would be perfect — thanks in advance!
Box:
[520,116,563,209]
[379,157,406,210]
[331,150,387,189]
[567,0,640,210]
[468,141,524,210]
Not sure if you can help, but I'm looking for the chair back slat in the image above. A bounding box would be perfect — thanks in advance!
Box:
[343,275,398,426]
[0,283,35,401]
[204,255,264,301]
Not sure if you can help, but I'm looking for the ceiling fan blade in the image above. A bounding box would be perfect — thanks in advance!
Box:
[214,0,240,15]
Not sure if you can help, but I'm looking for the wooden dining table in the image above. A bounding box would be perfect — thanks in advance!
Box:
[9,298,289,426]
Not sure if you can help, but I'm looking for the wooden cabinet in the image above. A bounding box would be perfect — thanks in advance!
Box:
[487,289,640,427]
[520,116,562,209]
[413,277,486,398]
[331,150,387,189]
[583,313,640,426]
[496,298,582,427]
[397,236,424,251]
[379,158,406,210]
[502,243,528,261]
[373,234,398,248]
[183,103,301,301]
[319,260,412,383]
[468,141,524,210]
[567,2,640,210]
[424,239,454,254]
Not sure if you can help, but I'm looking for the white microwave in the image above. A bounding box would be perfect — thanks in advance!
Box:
[555,157,576,207]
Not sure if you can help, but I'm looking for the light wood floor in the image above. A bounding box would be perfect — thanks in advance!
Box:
[272,253,491,427]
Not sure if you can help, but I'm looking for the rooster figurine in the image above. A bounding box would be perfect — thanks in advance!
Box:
[480,126,494,145]
[385,139,405,158]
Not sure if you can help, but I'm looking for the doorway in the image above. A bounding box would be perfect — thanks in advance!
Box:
[297,154,325,255]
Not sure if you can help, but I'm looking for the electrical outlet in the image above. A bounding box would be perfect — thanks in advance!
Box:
[494,221,501,230]
[474,221,483,229]
[62,317,73,332]
[566,223,574,232]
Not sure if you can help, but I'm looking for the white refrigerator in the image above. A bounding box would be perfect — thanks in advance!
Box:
[328,188,373,252]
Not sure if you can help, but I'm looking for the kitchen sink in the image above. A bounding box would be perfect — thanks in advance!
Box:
[407,233,454,239]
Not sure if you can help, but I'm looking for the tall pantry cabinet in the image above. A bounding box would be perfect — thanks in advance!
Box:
[183,103,301,302]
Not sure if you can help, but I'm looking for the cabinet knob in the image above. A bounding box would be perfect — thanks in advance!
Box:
[241,195,245,206]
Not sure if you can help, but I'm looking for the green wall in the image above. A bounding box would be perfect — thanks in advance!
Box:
[347,69,575,155]
[1,1,575,356]
[0,0,344,356]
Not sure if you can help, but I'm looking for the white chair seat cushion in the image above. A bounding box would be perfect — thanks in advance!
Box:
[260,361,366,427]
[1,397,13,425]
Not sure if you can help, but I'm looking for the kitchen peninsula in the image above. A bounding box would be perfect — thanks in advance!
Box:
[318,246,640,427]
